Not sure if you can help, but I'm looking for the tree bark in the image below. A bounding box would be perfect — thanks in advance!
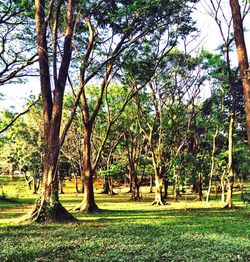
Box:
[152,176,165,205]
[221,168,226,203]
[21,0,76,223]
[59,179,64,194]
[230,0,250,150]
[224,113,235,208]
[174,173,180,202]
[75,125,99,212]
[131,170,140,201]
[149,175,153,193]
[72,173,79,194]
[102,177,116,195]
[195,173,203,201]
[206,124,219,202]
[102,177,110,194]
[163,178,169,199]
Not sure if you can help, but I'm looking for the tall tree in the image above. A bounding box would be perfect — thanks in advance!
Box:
[229,0,250,150]
[73,0,196,212]
[23,0,76,222]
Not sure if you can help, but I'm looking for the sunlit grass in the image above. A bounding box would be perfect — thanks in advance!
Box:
[0,177,250,261]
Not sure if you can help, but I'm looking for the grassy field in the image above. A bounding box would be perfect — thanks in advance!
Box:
[0,176,250,261]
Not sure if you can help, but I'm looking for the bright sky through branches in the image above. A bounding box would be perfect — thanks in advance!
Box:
[0,0,250,112]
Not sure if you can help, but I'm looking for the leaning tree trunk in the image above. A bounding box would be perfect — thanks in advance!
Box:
[75,126,99,212]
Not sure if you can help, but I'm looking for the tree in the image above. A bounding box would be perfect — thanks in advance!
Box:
[229,0,250,150]
[73,0,196,212]
[22,0,76,222]
[0,103,43,193]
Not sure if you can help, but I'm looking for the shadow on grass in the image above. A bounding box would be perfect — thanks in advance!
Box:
[0,207,249,262]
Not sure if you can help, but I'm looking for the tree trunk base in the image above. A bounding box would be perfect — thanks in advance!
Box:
[223,202,235,209]
[19,199,76,223]
[99,188,109,194]
[99,190,116,195]
[193,196,204,202]
[130,196,141,201]
[151,196,167,206]
[74,200,100,213]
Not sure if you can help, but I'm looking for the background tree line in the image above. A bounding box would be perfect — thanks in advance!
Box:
[0,0,249,222]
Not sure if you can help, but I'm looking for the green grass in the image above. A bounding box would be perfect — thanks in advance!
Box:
[0,178,250,261]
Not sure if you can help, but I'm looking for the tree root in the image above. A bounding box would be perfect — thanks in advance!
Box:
[223,203,235,209]
[19,196,76,223]
[130,196,141,201]
[98,190,117,195]
[151,199,167,206]
[74,200,100,213]
[193,196,204,202]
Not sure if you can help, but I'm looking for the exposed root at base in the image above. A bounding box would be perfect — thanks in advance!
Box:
[193,196,204,202]
[223,203,235,209]
[19,203,77,223]
[74,201,101,213]
[98,190,117,195]
[151,199,167,206]
[130,196,141,202]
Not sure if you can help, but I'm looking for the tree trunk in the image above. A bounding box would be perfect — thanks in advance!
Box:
[128,171,132,193]
[230,0,250,150]
[196,173,203,201]
[149,175,153,193]
[163,178,169,199]
[206,124,219,203]
[81,176,84,193]
[108,178,116,195]
[224,114,235,208]
[102,177,110,194]
[75,126,99,212]
[20,0,76,223]
[23,157,75,222]
[152,176,165,205]
[59,179,64,194]
[221,168,226,203]
[101,177,115,195]
[32,177,39,194]
[174,174,180,202]
[131,171,140,201]
[73,173,79,194]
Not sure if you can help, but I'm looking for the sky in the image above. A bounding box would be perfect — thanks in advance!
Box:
[0,0,250,112]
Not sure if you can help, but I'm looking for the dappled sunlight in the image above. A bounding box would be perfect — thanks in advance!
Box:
[0,191,249,261]
[0,180,249,261]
